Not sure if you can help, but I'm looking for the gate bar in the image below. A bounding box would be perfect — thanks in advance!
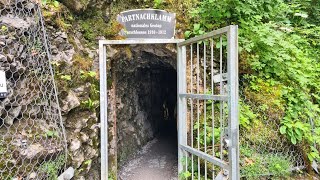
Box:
[179,94,228,101]
[99,41,107,180]
[179,145,230,170]
[177,26,230,47]
[227,25,239,180]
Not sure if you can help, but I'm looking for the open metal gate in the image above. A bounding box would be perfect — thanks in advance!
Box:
[99,25,238,180]
[177,25,239,180]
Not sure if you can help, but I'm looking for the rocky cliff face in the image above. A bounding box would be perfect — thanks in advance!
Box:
[0,0,193,179]
[46,24,101,180]
[0,0,104,179]
[0,1,66,179]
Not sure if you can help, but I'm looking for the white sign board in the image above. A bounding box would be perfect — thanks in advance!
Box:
[213,73,228,83]
[117,9,176,39]
[0,71,7,98]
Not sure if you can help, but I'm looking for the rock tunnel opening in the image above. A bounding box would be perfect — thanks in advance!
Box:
[110,45,178,179]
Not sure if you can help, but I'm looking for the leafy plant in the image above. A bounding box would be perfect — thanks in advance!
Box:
[280,120,309,145]
[60,75,72,81]
[1,25,8,32]
[39,155,65,180]
[239,101,257,129]
[188,0,320,176]
[80,70,97,80]
[82,98,99,110]
[41,0,60,8]
[184,24,205,38]
[45,130,59,138]
[153,0,163,9]
[179,170,191,179]
[308,146,320,162]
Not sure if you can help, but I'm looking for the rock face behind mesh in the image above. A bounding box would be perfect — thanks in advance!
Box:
[0,1,66,179]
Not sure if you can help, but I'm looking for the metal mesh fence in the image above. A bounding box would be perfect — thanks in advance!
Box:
[0,0,67,179]
[239,77,306,179]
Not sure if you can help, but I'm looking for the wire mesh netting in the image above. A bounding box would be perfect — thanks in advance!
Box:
[0,0,67,179]
[239,77,306,179]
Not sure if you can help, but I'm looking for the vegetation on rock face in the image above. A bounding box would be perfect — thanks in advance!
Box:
[39,155,66,180]
[185,0,320,177]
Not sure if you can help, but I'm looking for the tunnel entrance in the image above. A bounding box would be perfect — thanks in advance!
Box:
[100,26,239,180]
[110,45,178,179]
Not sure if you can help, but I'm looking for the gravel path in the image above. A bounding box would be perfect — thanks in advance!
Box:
[119,127,178,180]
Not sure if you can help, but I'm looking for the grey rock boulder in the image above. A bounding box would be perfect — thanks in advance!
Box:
[3,106,22,125]
[60,90,80,114]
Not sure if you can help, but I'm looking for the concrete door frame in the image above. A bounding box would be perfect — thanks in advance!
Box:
[99,39,184,180]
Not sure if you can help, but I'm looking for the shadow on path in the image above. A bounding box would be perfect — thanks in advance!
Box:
[119,121,178,180]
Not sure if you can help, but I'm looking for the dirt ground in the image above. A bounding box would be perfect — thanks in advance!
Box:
[118,123,178,180]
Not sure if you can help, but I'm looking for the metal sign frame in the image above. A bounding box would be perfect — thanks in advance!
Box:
[99,25,239,180]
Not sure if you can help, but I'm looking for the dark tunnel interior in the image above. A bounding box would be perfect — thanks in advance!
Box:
[111,45,178,179]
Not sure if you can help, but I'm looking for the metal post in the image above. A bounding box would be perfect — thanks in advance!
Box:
[177,45,182,174]
[99,41,108,180]
[177,45,187,175]
[227,25,239,180]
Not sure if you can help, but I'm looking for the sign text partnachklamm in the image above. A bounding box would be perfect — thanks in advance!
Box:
[117,9,176,39]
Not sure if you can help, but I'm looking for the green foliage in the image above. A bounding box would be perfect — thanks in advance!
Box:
[179,170,191,179]
[81,98,99,110]
[60,74,72,81]
[189,0,320,167]
[184,24,205,38]
[1,25,8,32]
[45,130,59,138]
[308,146,320,162]
[153,0,163,9]
[80,70,96,78]
[240,146,292,178]
[179,156,202,179]
[39,155,65,180]
[194,121,220,148]
[239,100,257,129]
[41,0,60,8]
[280,120,310,145]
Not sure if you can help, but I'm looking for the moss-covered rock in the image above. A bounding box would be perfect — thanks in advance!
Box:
[59,0,91,13]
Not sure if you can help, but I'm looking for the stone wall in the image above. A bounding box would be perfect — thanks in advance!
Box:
[0,1,69,179]
[47,26,101,179]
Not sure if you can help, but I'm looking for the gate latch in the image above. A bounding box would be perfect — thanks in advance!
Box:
[215,170,229,180]
[223,138,231,148]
